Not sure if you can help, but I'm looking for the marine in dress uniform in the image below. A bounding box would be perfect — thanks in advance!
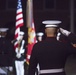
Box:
[0,28,14,66]
[37,32,44,42]
[28,20,76,75]
[14,31,25,75]
[0,28,9,67]
[35,32,44,75]
[0,28,15,74]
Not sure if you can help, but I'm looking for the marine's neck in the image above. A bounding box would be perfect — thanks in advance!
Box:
[47,34,56,37]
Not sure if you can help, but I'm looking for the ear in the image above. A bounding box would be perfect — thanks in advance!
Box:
[72,44,76,48]
[57,29,59,33]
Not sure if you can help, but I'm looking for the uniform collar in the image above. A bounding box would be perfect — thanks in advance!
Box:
[46,37,56,40]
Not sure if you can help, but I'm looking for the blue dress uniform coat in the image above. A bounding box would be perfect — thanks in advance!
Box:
[68,33,76,44]
[28,37,76,75]
[0,37,14,66]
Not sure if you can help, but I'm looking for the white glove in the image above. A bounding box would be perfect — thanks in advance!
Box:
[57,32,61,40]
[60,28,71,36]
[9,66,13,72]
[16,53,21,58]
[20,49,25,53]
[24,59,26,62]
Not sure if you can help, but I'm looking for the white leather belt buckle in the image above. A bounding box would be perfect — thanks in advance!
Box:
[39,68,64,74]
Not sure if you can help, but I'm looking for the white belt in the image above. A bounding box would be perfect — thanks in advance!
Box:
[39,68,64,74]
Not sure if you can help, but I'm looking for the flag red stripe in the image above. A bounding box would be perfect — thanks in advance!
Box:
[16,18,23,22]
[14,44,18,49]
[15,33,18,39]
[16,23,24,29]
[17,12,22,15]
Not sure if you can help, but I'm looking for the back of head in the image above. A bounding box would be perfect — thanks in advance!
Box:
[45,27,58,36]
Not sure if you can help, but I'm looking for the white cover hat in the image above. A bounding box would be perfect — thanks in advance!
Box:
[42,20,61,28]
[0,28,9,32]
[37,32,44,36]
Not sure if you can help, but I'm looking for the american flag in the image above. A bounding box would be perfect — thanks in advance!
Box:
[14,0,24,49]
